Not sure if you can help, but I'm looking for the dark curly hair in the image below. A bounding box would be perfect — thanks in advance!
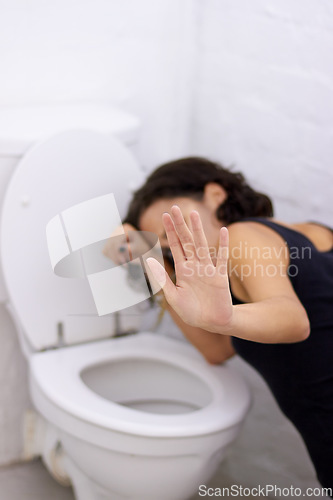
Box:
[123,157,273,227]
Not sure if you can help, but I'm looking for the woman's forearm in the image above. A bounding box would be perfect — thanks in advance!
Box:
[208,296,310,344]
[166,305,236,364]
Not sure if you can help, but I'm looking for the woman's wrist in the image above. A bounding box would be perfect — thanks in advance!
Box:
[200,305,236,336]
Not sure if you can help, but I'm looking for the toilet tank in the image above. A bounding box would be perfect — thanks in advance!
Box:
[0,104,141,303]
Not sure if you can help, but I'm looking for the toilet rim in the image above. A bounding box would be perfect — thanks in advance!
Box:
[29,332,250,438]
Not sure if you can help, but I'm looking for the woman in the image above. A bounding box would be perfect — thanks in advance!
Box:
[107,157,333,491]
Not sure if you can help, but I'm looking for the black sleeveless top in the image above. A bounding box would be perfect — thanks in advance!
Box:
[230,218,333,489]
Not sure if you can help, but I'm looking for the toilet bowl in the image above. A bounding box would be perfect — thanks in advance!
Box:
[0,107,251,500]
[30,332,250,500]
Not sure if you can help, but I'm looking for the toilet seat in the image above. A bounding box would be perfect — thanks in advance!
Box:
[30,332,250,440]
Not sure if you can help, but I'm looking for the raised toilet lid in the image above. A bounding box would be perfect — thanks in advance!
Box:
[1,130,143,350]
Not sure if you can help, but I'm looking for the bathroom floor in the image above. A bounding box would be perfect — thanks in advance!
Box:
[0,459,266,499]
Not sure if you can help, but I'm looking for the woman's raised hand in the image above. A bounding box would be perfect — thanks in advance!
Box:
[146,205,234,332]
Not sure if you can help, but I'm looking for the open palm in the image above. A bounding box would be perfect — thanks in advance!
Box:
[146,205,233,332]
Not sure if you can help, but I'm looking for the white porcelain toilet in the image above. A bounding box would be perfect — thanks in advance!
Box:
[0,105,251,500]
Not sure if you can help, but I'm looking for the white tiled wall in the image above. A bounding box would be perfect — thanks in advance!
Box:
[0,0,331,494]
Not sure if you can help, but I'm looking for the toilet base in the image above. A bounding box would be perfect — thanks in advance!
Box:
[63,446,229,500]
[33,416,230,500]
[65,455,205,500]
[65,456,124,500]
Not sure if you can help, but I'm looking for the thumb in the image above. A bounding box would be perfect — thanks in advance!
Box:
[146,258,176,302]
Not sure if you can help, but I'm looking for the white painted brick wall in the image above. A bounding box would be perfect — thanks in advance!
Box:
[191,0,333,225]
[0,0,196,168]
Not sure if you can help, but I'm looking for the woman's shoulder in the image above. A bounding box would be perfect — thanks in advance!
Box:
[227,219,289,267]
[227,219,283,246]
[227,218,333,253]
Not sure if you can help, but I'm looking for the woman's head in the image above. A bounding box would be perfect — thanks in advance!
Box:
[124,157,273,232]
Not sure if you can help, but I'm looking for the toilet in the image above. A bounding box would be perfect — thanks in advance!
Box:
[0,105,251,500]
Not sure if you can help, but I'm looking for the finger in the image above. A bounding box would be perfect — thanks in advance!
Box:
[170,205,196,260]
[162,213,186,265]
[216,227,229,275]
[146,258,177,305]
[189,210,212,263]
